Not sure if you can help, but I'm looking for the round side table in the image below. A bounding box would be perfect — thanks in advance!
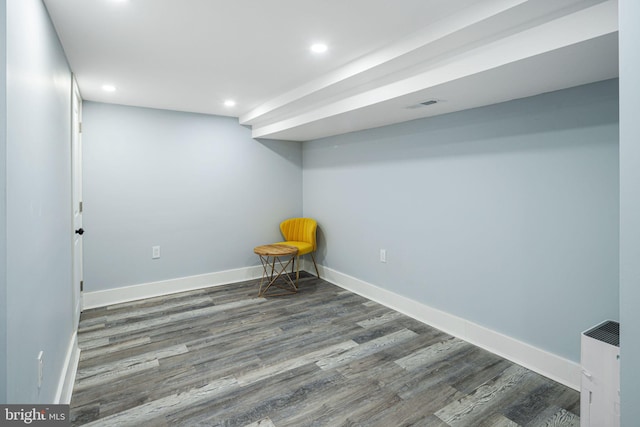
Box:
[254,244,299,297]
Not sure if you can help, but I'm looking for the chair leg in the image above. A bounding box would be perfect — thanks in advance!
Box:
[295,255,300,283]
[310,252,320,278]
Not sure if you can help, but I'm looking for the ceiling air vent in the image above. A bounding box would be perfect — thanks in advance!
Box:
[406,99,439,109]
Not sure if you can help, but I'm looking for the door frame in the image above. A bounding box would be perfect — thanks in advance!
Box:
[71,75,83,330]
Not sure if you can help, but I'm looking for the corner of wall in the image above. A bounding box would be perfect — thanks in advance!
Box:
[619,0,640,424]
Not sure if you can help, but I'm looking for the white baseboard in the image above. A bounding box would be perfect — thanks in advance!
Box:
[306,262,580,391]
[82,261,580,390]
[83,265,264,310]
[55,332,80,404]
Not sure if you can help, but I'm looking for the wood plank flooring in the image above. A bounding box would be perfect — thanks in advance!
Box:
[70,273,580,426]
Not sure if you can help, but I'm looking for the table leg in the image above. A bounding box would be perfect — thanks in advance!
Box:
[257,254,298,297]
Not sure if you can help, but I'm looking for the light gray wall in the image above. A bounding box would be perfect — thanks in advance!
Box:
[5,0,73,402]
[303,79,619,363]
[82,102,303,291]
[0,0,7,404]
[619,0,640,424]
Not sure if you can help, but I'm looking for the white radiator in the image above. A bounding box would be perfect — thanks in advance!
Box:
[580,320,620,427]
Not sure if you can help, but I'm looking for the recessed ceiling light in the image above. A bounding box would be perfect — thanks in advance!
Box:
[310,43,328,54]
[224,99,236,107]
[102,84,116,92]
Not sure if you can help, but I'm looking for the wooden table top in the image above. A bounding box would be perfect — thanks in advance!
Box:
[254,244,298,257]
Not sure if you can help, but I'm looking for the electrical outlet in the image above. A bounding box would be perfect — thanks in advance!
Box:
[380,249,387,263]
[37,351,43,389]
[152,246,160,259]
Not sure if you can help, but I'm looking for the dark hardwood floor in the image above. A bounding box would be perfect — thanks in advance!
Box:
[70,272,580,426]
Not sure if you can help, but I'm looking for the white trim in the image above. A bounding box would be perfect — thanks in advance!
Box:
[83,266,264,310]
[55,332,80,404]
[81,261,580,390]
[305,262,580,391]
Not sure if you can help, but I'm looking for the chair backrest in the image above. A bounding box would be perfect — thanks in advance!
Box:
[280,218,317,251]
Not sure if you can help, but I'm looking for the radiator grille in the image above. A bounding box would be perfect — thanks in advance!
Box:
[584,320,619,347]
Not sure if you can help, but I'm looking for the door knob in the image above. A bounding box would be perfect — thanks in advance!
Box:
[75,228,85,235]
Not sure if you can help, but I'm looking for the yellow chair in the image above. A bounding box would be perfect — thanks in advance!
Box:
[274,217,320,280]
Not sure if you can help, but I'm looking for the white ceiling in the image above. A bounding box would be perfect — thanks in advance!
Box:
[43,0,619,142]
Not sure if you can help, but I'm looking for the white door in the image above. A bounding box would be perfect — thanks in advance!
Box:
[72,78,83,329]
